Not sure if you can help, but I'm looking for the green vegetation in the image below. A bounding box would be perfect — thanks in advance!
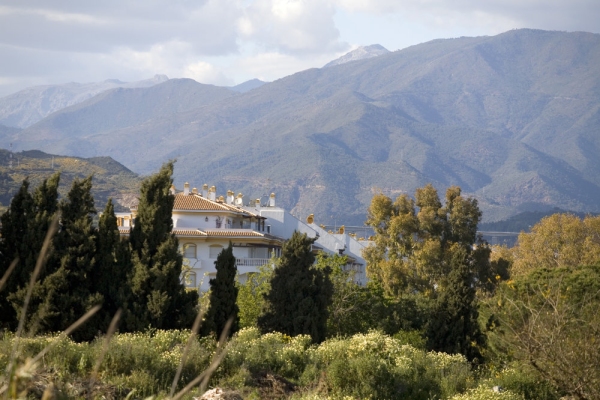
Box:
[2,179,600,399]
[258,231,333,344]
[0,162,197,339]
[128,161,198,331]
[0,149,140,213]
[202,242,240,338]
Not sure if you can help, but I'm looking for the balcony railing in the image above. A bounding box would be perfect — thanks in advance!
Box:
[236,258,271,267]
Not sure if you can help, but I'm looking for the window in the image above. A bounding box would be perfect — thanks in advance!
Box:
[183,243,196,259]
[184,271,197,287]
[209,244,223,258]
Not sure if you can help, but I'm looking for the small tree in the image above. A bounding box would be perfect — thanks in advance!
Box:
[129,162,198,330]
[258,231,333,343]
[202,242,239,338]
[237,261,274,329]
[493,264,600,399]
[94,198,134,331]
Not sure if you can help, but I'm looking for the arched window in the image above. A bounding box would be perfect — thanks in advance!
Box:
[209,244,223,258]
[183,243,197,259]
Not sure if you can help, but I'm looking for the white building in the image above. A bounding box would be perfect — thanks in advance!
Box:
[117,183,370,291]
[244,197,369,285]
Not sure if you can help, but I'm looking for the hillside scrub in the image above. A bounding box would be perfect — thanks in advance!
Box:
[0,328,528,400]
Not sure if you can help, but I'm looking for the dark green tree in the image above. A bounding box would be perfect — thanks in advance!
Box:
[28,176,102,340]
[258,231,333,343]
[426,245,485,363]
[1,173,60,331]
[202,242,239,338]
[129,162,198,330]
[0,180,34,330]
[93,198,134,331]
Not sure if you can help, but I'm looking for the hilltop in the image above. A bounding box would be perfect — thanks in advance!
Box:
[0,149,141,211]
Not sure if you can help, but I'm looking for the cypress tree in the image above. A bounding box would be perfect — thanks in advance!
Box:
[94,198,134,331]
[258,231,333,343]
[0,180,34,330]
[129,162,198,330]
[202,242,239,338]
[1,173,60,331]
[426,245,485,363]
[28,176,102,340]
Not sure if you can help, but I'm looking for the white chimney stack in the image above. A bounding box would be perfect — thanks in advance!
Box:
[192,187,198,194]
[209,186,216,201]
[269,193,276,207]
[202,184,208,197]
[256,198,261,208]
[227,190,234,205]
[184,182,190,195]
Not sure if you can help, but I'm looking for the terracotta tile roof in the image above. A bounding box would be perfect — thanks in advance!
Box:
[172,228,207,237]
[173,194,232,211]
[204,229,265,237]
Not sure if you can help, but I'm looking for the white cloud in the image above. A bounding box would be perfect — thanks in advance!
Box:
[334,0,600,33]
[233,51,339,82]
[184,61,234,86]
[238,0,348,55]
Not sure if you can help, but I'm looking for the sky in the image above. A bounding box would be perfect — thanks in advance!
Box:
[0,0,598,97]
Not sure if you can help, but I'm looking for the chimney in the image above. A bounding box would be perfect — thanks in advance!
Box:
[202,184,208,197]
[184,182,190,195]
[209,186,216,201]
[227,190,234,205]
[218,195,224,203]
[256,198,261,208]
[192,187,198,194]
[170,184,176,195]
[235,193,243,206]
[269,193,276,207]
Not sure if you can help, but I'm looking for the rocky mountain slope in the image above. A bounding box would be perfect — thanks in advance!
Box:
[3,29,599,224]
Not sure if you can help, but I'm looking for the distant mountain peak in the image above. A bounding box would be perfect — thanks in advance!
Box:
[229,79,267,93]
[324,44,390,68]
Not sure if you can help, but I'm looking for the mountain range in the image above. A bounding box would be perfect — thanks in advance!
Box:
[1,29,599,224]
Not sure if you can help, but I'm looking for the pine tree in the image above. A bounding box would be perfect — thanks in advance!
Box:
[28,176,102,340]
[129,162,198,330]
[426,245,485,363]
[202,242,239,338]
[94,198,134,331]
[258,231,333,343]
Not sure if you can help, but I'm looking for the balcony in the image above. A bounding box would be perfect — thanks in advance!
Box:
[236,258,271,267]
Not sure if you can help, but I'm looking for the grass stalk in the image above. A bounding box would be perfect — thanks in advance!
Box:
[88,309,122,399]
[0,259,18,293]
[169,307,205,397]
[171,317,233,400]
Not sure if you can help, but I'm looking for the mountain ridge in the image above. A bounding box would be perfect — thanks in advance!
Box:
[3,29,600,224]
